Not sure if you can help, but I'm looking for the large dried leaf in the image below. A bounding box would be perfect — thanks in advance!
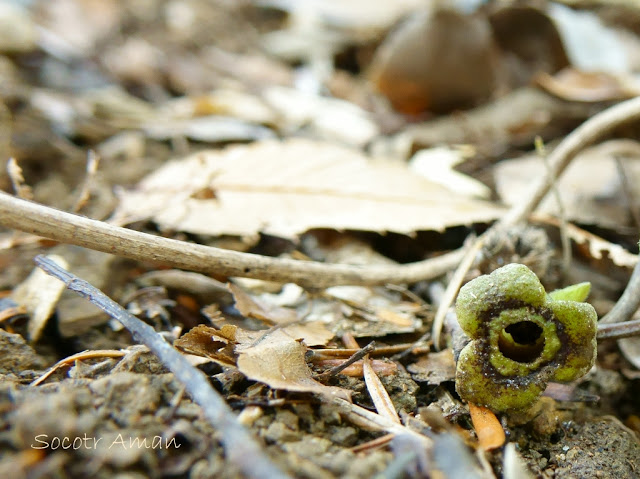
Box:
[237,329,350,400]
[114,139,504,239]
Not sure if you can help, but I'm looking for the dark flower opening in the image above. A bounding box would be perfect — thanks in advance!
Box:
[499,321,544,363]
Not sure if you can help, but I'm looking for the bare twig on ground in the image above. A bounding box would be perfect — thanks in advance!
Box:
[431,236,485,349]
[0,191,463,288]
[34,255,291,479]
[317,341,376,379]
[597,319,640,340]
[31,349,126,386]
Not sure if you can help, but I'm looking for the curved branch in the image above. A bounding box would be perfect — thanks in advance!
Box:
[0,191,463,288]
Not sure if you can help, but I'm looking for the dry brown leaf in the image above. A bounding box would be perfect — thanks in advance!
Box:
[237,329,350,400]
[174,324,242,367]
[114,138,504,239]
[407,350,456,385]
[278,322,334,347]
[537,216,638,268]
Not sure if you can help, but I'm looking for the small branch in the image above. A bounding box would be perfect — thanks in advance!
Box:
[317,341,376,379]
[34,255,290,479]
[0,192,463,288]
[597,319,640,340]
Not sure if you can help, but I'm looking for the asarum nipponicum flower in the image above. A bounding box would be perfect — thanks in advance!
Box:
[454,263,597,413]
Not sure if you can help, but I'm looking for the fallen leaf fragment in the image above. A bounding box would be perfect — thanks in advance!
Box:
[228,282,297,324]
[407,349,456,385]
[114,138,504,238]
[12,254,68,341]
[237,329,350,400]
[174,324,241,367]
[277,322,334,347]
[468,403,506,451]
[362,356,400,424]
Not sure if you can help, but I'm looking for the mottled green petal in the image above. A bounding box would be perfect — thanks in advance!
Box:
[455,342,549,413]
[456,263,546,338]
[548,282,591,302]
[549,300,597,381]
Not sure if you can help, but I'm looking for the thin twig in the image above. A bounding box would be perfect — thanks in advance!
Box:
[317,341,376,379]
[537,136,571,277]
[431,237,485,350]
[597,319,640,340]
[34,255,290,479]
[0,192,463,288]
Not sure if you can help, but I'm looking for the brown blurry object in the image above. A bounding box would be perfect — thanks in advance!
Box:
[369,7,498,114]
[536,68,640,102]
[489,4,569,88]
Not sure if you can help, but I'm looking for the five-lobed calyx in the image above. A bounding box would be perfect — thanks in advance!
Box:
[454,263,597,413]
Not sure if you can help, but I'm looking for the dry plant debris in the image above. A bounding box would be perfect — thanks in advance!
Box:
[0,1,639,479]
[113,138,505,238]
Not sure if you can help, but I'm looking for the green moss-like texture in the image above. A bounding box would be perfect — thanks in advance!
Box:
[455,264,597,414]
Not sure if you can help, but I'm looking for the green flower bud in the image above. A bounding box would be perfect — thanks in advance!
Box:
[455,264,597,413]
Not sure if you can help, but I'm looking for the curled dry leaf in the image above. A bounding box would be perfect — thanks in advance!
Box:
[12,254,68,341]
[237,329,351,400]
[174,324,241,367]
[536,68,640,102]
[113,138,504,239]
[227,282,334,346]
